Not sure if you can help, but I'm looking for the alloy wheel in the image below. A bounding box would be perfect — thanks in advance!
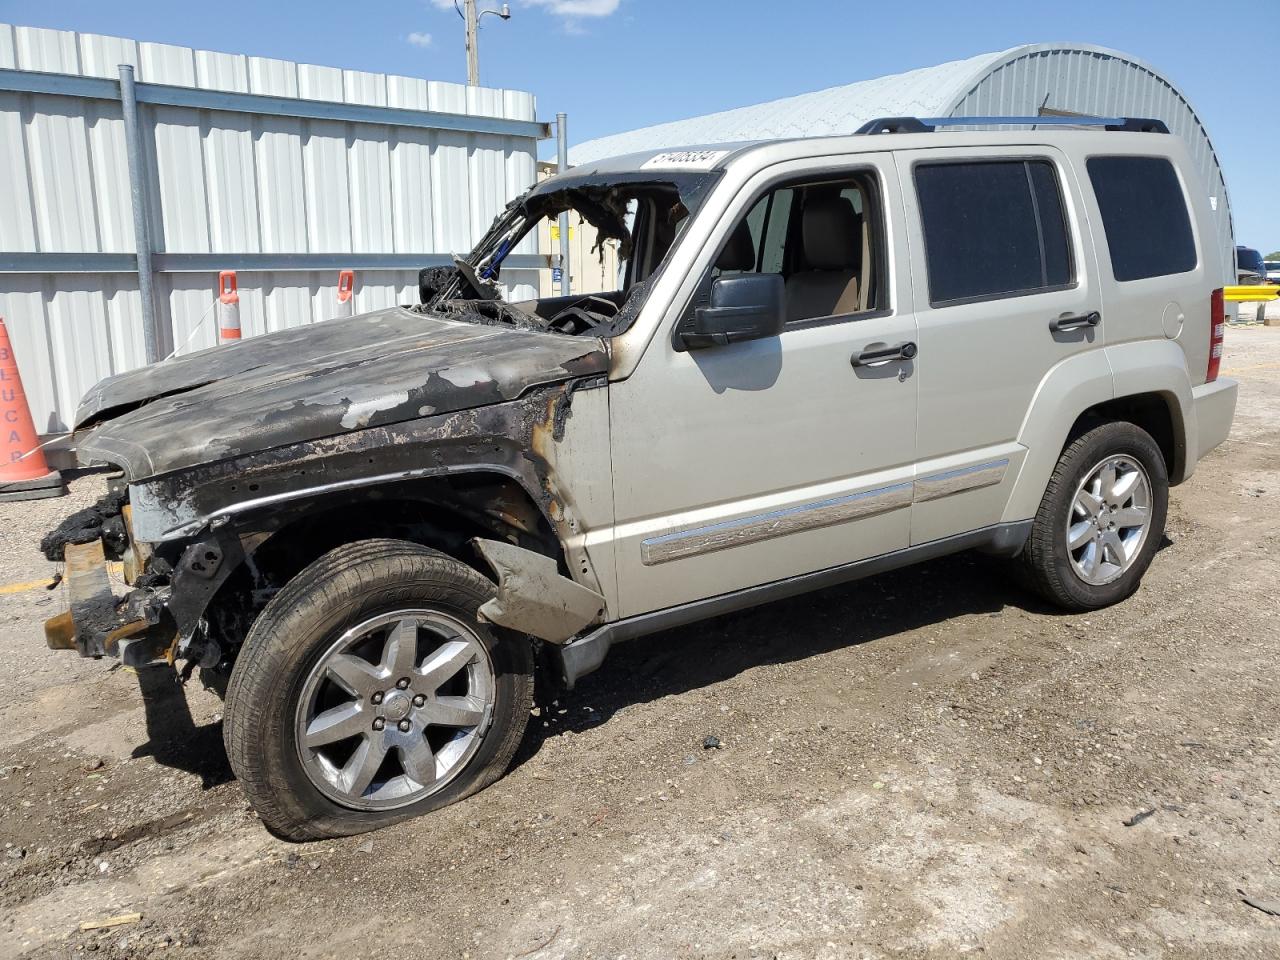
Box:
[294,609,495,810]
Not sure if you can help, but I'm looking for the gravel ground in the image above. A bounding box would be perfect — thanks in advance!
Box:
[2,326,1279,960]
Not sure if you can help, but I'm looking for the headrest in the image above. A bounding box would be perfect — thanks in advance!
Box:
[716,219,756,271]
[802,193,861,272]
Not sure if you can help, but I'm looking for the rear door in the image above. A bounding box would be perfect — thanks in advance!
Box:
[896,145,1105,543]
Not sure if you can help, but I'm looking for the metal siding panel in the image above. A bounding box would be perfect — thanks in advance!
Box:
[0,94,36,249]
[431,82,472,253]
[387,75,432,111]
[390,127,435,253]
[162,273,220,356]
[137,41,196,86]
[0,275,58,432]
[83,98,133,252]
[203,110,260,253]
[77,32,138,78]
[302,119,353,252]
[298,63,343,101]
[45,281,117,424]
[15,26,80,72]
[247,56,298,97]
[468,133,505,248]
[104,279,146,375]
[253,117,308,252]
[349,129,393,253]
[195,49,249,92]
[261,271,318,330]
[343,69,386,107]
[148,104,211,252]
[0,24,15,69]
[25,94,99,252]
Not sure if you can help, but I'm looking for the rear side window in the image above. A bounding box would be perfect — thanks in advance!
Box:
[1087,156,1196,281]
[915,160,1073,305]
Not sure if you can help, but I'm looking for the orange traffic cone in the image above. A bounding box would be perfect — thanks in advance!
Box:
[1,316,65,501]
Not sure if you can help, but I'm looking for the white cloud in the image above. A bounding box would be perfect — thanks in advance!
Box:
[524,0,620,15]
[406,31,434,47]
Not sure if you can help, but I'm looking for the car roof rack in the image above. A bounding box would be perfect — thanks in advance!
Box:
[855,115,1170,135]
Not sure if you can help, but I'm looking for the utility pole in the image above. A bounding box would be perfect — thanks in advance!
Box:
[460,0,510,87]
[464,0,479,87]
[556,113,571,297]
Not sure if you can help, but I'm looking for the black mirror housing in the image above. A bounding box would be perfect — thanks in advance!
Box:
[680,274,785,350]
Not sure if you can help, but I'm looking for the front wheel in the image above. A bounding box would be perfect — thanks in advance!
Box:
[1017,421,1169,611]
[223,539,533,841]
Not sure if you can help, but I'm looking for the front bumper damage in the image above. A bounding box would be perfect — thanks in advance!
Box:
[42,486,180,667]
[43,538,176,665]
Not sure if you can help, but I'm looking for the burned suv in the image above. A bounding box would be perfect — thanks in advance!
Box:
[42,119,1238,840]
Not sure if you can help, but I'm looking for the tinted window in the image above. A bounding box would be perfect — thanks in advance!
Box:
[1237,247,1265,273]
[915,160,1073,305]
[1087,156,1196,281]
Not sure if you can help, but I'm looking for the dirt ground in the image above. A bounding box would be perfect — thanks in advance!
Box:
[2,326,1279,960]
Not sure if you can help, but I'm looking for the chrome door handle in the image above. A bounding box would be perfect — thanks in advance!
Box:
[1049,311,1101,332]
[852,340,918,367]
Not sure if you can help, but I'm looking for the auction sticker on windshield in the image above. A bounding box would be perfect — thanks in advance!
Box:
[640,150,731,171]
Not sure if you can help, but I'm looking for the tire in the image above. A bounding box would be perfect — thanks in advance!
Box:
[1017,421,1169,611]
[223,539,533,841]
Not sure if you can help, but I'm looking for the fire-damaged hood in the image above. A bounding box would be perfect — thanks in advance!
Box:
[75,306,608,481]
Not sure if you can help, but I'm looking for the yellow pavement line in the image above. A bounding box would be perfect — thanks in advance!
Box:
[0,562,124,596]
[0,577,56,596]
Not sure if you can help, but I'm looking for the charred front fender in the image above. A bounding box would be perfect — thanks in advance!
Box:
[120,384,608,658]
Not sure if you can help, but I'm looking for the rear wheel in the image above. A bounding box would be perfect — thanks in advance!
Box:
[224,539,533,840]
[1018,421,1168,611]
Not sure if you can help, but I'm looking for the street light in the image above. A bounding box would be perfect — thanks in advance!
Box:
[456,1,511,87]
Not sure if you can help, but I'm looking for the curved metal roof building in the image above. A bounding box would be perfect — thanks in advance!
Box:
[572,43,1233,265]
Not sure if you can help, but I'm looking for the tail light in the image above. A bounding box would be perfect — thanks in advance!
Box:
[1207,288,1224,382]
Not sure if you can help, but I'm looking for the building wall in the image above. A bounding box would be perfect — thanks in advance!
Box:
[0,23,544,434]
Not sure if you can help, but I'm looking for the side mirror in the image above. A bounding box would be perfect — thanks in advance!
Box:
[680,274,785,350]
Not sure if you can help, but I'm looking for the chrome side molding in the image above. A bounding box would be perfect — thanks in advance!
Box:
[641,459,1009,566]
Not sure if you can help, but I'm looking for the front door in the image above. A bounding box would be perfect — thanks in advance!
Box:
[606,154,919,618]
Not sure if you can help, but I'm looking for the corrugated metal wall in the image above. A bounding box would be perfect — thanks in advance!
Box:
[0,23,543,435]
[948,45,1235,284]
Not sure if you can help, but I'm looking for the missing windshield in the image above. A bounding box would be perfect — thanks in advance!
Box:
[415,169,721,338]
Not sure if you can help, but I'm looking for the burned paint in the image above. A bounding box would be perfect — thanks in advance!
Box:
[74,306,607,482]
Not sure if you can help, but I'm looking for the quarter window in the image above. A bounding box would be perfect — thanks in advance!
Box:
[915,160,1074,306]
[1087,156,1196,281]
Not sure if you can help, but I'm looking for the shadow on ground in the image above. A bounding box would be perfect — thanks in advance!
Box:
[513,548,1066,764]
[128,540,1173,783]
[131,664,233,788]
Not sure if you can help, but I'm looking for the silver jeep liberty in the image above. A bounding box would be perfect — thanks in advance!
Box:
[41,115,1239,839]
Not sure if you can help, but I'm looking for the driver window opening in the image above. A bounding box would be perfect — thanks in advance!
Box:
[701,173,884,326]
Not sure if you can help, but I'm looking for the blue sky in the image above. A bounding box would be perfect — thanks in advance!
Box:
[5,0,1276,253]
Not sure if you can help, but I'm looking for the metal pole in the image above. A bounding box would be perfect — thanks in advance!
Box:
[119,64,161,364]
[556,112,570,298]
[464,0,480,87]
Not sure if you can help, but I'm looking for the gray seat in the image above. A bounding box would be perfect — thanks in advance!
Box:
[785,194,861,322]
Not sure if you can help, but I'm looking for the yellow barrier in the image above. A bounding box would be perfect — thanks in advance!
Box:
[1225,284,1279,303]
